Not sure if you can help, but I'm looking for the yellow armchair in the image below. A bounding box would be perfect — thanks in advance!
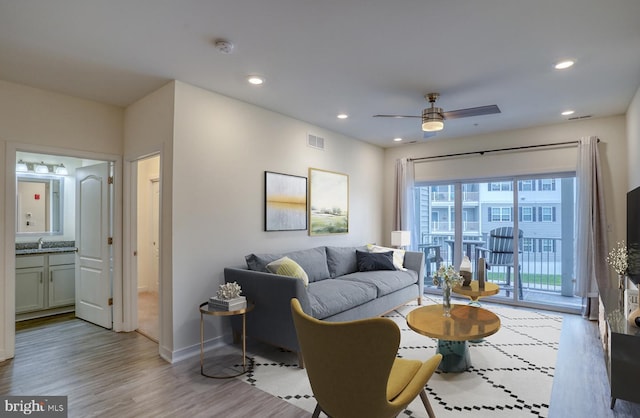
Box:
[291,298,442,418]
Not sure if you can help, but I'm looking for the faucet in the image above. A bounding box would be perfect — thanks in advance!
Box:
[37,237,44,250]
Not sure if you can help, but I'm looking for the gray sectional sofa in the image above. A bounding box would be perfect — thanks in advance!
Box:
[223,245,424,367]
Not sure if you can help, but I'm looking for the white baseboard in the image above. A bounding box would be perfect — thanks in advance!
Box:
[164,333,232,364]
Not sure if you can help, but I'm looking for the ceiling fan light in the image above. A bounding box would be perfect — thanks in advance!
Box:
[422,120,444,132]
[422,107,444,132]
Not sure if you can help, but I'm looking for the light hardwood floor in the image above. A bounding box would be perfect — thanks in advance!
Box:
[2,316,306,418]
[137,290,159,342]
[3,312,640,417]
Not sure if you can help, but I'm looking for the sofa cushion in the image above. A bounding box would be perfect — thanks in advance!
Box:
[265,256,309,286]
[307,279,377,319]
[367,244,407,271]
[338,269,418,298]
[326,245,367,277]
[245,246,330,282]
[356,250,396,272]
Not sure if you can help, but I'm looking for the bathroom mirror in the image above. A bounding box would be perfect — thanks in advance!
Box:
[16,175,63,236]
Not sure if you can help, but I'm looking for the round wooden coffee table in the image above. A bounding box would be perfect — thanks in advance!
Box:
[406,304,500,372]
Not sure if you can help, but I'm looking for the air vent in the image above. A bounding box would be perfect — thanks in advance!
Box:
[308,133,325,150]
[568,115,592,120]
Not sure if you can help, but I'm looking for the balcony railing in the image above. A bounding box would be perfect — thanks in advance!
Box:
[420,235,571,296]
[430,221,480,233]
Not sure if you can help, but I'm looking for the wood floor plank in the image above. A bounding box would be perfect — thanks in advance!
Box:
[1,316,307,418]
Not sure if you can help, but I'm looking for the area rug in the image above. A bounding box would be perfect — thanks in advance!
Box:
[241,298,562,417]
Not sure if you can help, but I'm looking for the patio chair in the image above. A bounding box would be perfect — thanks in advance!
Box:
[475,227,524,298]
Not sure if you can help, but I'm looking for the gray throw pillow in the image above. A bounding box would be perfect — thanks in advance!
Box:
[326,246,367,277]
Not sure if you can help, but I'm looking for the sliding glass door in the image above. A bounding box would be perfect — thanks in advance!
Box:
[416,174,581,312]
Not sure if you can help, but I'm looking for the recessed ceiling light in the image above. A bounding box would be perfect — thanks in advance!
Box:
[561,110,575,116]
[337,113,348,119]
[393,137,403,142]
[554,60,575,70]
[247,75,264,85]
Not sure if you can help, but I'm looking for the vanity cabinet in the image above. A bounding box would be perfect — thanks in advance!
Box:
[48,253,75,308]
[16,252,75,318]
[15,255,45,313]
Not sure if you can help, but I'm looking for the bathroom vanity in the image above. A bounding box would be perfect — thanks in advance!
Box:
[15,244,76,321]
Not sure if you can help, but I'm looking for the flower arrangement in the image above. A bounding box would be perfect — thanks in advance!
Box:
[432,264,462,288]
[607,241,628,276]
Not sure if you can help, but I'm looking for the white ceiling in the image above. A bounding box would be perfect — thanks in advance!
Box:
[1,0,640,147]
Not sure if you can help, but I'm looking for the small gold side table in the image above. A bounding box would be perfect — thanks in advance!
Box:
[199,301,255,378]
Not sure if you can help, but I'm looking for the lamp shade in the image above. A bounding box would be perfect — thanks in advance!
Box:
[391,230,411,247]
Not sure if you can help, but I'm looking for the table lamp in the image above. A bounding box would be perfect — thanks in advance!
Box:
[391,230,411,250]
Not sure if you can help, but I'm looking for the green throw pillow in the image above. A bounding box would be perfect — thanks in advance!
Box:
[266,256,309,286]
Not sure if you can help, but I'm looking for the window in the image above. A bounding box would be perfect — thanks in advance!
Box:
[540,179,555,191]
[491,207,511,222]
[541,239,554,252]
[431,211,440,230]
[414,175,577,310]
[523,238,534,252]
[489,182,512,191]
[519,180,534,191]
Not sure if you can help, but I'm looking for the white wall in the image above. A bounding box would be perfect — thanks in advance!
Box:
[123,81,175,357]
[0,80,123,361]
[170,81,384,356]
[384,115,629,247]
[628,85,640,191]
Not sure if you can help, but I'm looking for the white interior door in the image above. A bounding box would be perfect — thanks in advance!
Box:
[75,163,112,329]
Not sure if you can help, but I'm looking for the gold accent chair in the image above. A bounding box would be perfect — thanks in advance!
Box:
[291,298,442,418]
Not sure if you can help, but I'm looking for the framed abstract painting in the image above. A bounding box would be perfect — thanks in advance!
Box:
[264,171,307,231]
[308,168,349,235]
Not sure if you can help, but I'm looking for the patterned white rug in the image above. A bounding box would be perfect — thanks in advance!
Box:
[240,298,562,417]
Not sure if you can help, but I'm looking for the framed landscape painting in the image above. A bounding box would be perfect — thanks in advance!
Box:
[264,171,307,231]
[309,168,349,235]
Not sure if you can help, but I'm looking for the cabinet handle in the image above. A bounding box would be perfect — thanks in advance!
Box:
[50,271,53,282]
[40,272,43,284]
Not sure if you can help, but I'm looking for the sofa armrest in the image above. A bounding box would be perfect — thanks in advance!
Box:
[403,250,425,296]
[224,267,311,353]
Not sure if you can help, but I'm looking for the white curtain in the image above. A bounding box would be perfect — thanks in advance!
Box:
[575,136,609,319]
[394,158,417,249]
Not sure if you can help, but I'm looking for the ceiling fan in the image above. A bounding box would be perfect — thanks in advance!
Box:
[373,93,500,136]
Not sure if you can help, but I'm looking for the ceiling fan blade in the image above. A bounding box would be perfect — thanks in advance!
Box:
[372,114,421,118]
[443,104,500,120]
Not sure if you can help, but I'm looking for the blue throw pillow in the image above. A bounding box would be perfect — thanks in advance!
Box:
[355,250,396,272]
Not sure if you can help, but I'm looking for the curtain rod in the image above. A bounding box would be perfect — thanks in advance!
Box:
[409,138,599,163]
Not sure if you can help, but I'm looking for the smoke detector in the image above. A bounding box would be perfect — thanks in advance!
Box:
[214,39,234,54]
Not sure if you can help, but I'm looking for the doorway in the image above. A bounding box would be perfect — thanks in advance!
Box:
[135,155,160,342]
[4,144,123,361]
